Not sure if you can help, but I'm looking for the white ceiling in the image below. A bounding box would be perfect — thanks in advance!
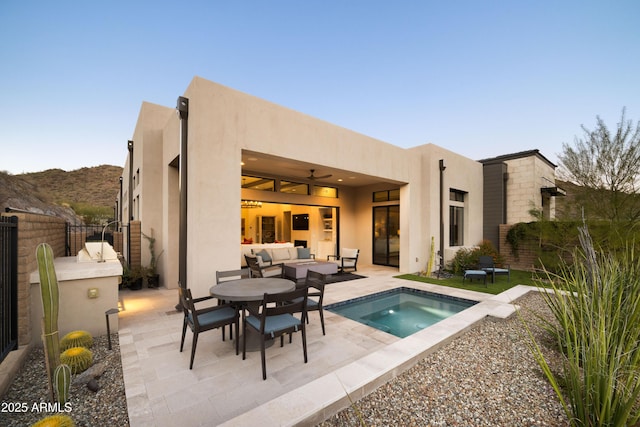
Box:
[241,151,394,187]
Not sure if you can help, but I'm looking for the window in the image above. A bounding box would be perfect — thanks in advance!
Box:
[373,189,400,202]
[280,180,309,195]
[241,175,274,191]
[313,186,338,198]
[449,189,466,246]
[450,189,465,202]
[449,206,464,246]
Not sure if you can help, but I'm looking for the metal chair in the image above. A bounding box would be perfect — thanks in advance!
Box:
[478,255,510,283]
[294,270,327,335]
[244,255,284,278]
[179,287,239,369]
[327,248,359,273]
[242,287,308,380]
[215,268,250,340]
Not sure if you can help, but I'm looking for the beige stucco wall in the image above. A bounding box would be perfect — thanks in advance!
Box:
[120,102,174,284]
[413,144,484,267]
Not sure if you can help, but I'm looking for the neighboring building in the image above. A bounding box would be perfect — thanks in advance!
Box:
[117,76,561,297]
[480,150,564,251]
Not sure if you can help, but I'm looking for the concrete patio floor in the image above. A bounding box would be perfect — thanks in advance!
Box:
[118,265,532,426]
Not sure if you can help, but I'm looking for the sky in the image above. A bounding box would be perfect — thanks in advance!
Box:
[1,1,639,175]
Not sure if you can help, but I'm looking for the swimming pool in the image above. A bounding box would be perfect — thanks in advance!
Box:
[325,287,477,338]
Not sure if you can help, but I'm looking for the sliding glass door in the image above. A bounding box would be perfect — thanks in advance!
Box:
[372,205,400,267]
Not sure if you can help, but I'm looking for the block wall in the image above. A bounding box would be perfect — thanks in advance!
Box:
[129,220,141,267]
[2,213,67,346]
[499,224,539,271]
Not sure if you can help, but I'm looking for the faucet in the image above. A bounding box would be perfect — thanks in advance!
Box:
[99,220,120,262]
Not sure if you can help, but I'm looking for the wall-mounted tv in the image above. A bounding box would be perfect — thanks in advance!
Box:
[292,214,309,230]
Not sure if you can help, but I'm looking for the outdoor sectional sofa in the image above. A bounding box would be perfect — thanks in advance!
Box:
[240,242,315,267]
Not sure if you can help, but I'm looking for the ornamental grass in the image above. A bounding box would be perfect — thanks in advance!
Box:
[525,224,640,427]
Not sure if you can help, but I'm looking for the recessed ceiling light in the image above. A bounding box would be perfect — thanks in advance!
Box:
[337,178,343,182]
[349,176,356,180]
[248,157,258,161]
[241,161,245,166]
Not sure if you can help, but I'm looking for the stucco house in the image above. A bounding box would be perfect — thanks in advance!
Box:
[117,76,561,297]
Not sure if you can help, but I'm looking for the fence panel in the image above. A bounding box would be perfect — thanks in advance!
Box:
[66,223,125,258]
[0,216,18,363]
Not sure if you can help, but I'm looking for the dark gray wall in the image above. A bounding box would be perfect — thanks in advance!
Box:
[482,162,507,249]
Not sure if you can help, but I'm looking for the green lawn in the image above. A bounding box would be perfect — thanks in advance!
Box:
[395,269,542,295]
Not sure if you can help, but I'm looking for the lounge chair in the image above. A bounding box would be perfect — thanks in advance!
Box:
[478,255,510,283]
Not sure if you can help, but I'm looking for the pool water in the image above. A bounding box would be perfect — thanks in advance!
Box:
[325,287,477,338]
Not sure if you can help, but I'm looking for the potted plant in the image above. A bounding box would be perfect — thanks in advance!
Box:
[142,229,164,288]
[122,263,145,290]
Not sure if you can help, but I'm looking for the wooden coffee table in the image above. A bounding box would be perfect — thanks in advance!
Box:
[283,261,338,282]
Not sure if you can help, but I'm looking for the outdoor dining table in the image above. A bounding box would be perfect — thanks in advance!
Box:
[209,277,296,351]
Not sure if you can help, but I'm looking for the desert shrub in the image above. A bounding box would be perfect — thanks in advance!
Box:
[449,240,502,274]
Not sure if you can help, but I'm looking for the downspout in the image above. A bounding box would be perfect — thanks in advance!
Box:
[177,96,189,291]
[119,176,123,226]
[438,159,446,277]
[127,140,134,264]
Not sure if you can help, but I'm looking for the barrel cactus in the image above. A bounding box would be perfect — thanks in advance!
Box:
[60,347,93,374]
[54,363,71,404]
[31,414,75,427]
[60,330,93,351]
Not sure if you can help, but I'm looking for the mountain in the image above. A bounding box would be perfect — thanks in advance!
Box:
[0,165,123,223]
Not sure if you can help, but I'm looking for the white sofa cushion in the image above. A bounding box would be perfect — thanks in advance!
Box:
[271,247,292,261]
[288,247,299,259]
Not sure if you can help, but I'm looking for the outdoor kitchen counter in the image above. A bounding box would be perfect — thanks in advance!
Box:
[29,256,123,340]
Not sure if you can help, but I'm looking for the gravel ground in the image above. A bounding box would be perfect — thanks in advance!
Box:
[320,292,569,426]
[0,334,128,427]
[1,292,566,427]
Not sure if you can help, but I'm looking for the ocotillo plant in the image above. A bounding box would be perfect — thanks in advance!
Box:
[36,242,61,403]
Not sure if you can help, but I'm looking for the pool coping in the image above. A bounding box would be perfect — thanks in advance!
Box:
[219,284,538,426]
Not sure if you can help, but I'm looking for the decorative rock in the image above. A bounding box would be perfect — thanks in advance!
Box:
[73,362,106,385]
[87,378,100,392]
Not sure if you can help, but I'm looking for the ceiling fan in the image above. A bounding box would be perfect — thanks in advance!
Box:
[306,169,332,180]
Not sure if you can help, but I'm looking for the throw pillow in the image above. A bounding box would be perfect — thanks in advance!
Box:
[256,249,272,263]
[297,247,311,259]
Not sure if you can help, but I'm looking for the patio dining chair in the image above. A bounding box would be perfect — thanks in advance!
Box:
[293,270,327,335]
[242,287,308,380]
[215,267,250,340]
[179,287,240,369]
